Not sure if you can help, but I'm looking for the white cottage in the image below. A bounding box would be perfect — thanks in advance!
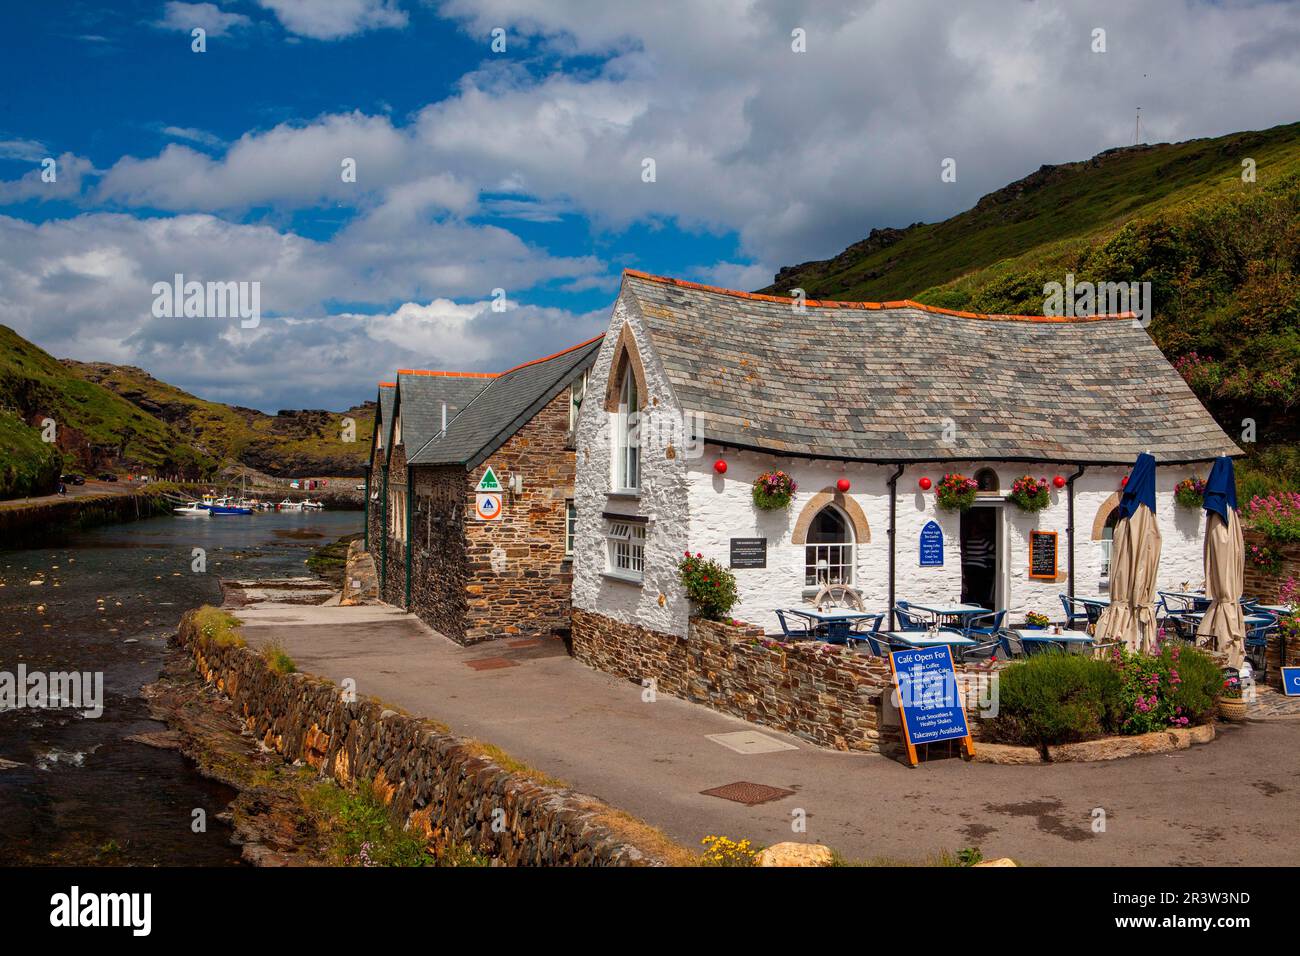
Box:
[571,270,1241,644]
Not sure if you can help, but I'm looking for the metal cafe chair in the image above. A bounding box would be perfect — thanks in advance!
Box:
[1059,594,1089,630]
[962,609,1006,641]
[893,602,928,632]
[774,609,812,640]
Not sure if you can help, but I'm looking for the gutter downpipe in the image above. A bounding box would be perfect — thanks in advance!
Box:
[887,463,905,630]
[404,463,414,610]
[1066,464,1087,603]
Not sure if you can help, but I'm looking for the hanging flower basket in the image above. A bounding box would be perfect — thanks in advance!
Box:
[1174,477,1207,509]
[1006,475,1051,512]
[752,470,797,510]
[936,473,978,512]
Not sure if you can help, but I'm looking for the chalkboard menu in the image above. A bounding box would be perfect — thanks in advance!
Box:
[919,520,944,567]
[729,537,767,569]
[1029,530,1058,580]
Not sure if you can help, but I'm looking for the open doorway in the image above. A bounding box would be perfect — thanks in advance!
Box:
[960,506,1000,610]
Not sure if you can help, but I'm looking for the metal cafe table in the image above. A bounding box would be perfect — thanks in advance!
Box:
[884,630,976,649]
[903,602,991,629]
[788,608,879,644]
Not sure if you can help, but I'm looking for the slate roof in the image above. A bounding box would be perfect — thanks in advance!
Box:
[394,371,495,461]
[621,270,1240,465]
[410,335,603,469]
[376,382,396,452]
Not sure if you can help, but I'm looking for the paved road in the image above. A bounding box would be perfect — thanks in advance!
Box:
[0,480,139,510]
[233,602,1300,866]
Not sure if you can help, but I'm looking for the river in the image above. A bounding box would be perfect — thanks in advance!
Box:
[0,509,363,865]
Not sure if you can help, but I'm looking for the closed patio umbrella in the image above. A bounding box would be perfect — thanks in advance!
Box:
[1094,453,1162,653]
[1196,456,1245,670]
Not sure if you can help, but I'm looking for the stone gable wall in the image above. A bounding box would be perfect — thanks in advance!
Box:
[380,442,408,606]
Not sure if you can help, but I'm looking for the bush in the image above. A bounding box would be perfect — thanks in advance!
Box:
[985,654,1123,748]
[192,606,245,648]
[260,639,297,675]
[1243,492,1300,543]
[678,552,738,621]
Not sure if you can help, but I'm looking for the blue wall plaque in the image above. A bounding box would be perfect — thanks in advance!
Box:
[919,520,944,567]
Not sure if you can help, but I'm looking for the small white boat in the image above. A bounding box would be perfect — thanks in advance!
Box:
[301,499,324,510]
[277,499,304,511]
[173,502,210,516]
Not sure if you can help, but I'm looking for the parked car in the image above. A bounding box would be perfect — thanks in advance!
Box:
[97,473,118,482]
[63,473,86,486]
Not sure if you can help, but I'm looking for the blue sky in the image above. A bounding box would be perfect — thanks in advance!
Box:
[2,0,1299,412]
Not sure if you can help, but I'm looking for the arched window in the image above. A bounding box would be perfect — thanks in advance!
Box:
[805,506,853,586]
[615,363,640,490]
[975,467,999,492]
[1100,508,1120,577]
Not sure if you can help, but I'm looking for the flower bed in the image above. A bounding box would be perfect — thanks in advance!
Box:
[751,470,797,510]
[936,473,978,512]
[1006,475,1050,512]
[982,642,1220,749]
[1244,492,1300,543]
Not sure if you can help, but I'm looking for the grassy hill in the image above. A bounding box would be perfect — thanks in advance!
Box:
[761,121,1300,497]
[0,325,375,499]
[67,361,375,479]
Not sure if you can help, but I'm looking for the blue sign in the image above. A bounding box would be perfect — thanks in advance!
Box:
[919,520,944,567]
[1282,667,1300,697]
[890,645,970,755]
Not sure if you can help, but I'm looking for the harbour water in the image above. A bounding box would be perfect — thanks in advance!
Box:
[0,509,362,865]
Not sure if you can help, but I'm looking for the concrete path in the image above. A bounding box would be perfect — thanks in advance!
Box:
[233,601,1300,866]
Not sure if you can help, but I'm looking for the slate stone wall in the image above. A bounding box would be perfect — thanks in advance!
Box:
[177,611,667,866]
[572,609,902,752]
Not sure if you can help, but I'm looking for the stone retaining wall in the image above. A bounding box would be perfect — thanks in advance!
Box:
[573,609,926,752]
[177,611,669,866]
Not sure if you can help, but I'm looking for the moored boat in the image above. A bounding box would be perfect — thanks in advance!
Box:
[173,502,210,516]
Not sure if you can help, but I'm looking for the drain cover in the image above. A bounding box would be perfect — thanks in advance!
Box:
[465,657,519,671]
[706,731,798,754]
[700,781,796,806]
[507,639,541,648]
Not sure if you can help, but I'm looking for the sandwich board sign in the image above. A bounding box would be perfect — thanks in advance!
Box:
[475,493,503,521]
[475,466,502,493]
[1282,667,1300,697]
[888,644,974,766]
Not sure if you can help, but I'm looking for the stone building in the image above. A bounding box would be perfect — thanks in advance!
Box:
[368,336,601,644]
[363,381,395,554]
[369,370,495,607]
[570,270,1241,653]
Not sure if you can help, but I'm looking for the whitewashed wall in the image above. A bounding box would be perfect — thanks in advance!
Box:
[684,453,1211,634]
[571,295,692,637]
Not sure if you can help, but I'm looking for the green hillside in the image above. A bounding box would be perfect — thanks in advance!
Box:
[0,325,212,482]
[68,361,375,478]
[762,121,1300,497]
[0,325,376,500]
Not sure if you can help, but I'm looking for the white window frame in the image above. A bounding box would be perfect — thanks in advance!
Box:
[565,500,577,556]
[615,367,640,492]
[804,506,854,587]
[605,520,645,582]
[393,412,402,447]
[389,489,407,542]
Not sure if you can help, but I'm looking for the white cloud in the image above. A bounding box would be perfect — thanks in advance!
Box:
[0,138,50,162]
[256,0,408,41]
[154,2,252,37]
[161,125,226,149]
[0,153,98,203]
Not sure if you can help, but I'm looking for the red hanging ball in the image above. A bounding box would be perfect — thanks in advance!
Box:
[918,477,932,491]
[1053,475,1066,489]
[1121,475,1129,488]
[713,459,727,474]
[836,478,851,493]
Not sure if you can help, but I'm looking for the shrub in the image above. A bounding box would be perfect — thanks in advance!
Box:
[678,552,738,621]
[192,606,245,648]
[699,835,759,867]
[984,654,1123,748]
[936,473,978,511]
[751,470,797,510]
[260,639,297,675]
[1006,475,1050,512]
[1243,492,1300,543]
